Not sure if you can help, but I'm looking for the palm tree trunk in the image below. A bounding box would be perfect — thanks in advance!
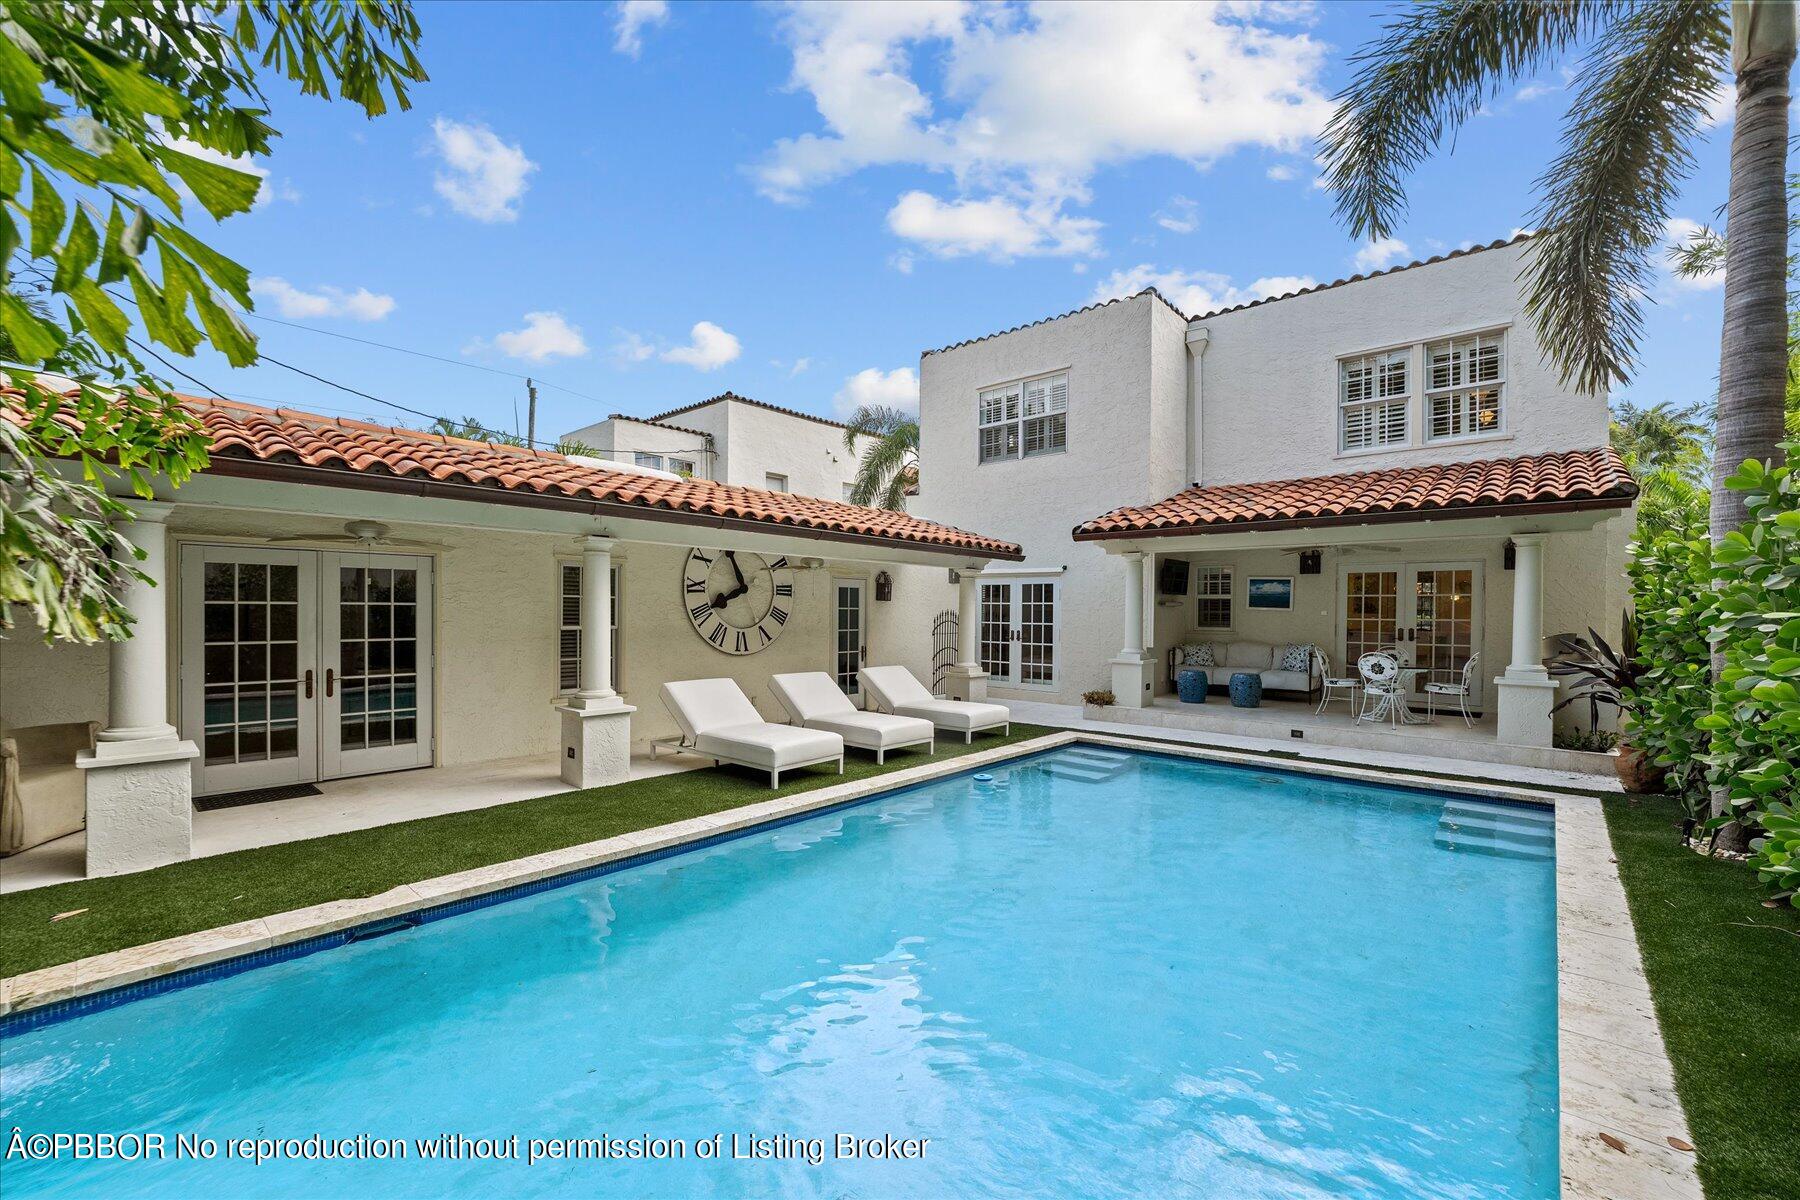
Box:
[1709,1,1795,844]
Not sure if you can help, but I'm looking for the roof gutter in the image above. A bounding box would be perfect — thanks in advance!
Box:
[1070,490,1637,542]
[200,456,1025,562]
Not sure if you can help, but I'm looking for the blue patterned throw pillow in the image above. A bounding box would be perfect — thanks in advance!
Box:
[1279,643,1312,672]
[1182,643,1216,667]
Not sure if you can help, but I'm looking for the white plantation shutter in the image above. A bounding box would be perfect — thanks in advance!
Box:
[1426,331,1505,440]
[981,374,1066,461]
[1340,350,1409,451]
[557,563,620,692]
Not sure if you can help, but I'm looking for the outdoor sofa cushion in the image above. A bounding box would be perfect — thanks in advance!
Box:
[1,721,96,856]
[769,672,935,758]
[1224,641,1276,670]
[858,667,1010,738]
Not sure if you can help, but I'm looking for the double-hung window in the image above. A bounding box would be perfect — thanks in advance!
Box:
[1425,330,1505,440]
[633,452,664,470]
[1194,564,1233,630]
[668,457,694,476]
[557,563,620,693]
[979,372,1068,463]
[1339,350,1410,452]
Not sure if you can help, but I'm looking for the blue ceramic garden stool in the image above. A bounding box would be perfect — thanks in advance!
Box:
[1229,671,1264,708]
[1176,668,1209,703]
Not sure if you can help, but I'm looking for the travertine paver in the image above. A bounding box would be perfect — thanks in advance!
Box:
[0,733,1703,1200]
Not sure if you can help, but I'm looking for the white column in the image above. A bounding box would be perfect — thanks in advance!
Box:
[1110,550,1154,708]
[556,535,634,788]
[78,499,199,877]
[943,566,989,702]
[1494,533,1556,747]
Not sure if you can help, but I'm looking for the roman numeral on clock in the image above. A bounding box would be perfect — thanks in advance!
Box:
[770,606,788,626]
[774,582,793,597]
[709,623,728,647]
[685,578,706,593]
[690,603,712,622]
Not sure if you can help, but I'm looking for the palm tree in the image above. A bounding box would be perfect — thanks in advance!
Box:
[842,405,919,510]
[430,415,526,447]
[1610,400,1712,482]
[1320,0,1794,849]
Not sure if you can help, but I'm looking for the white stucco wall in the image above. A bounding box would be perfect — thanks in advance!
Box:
[556,416,716,477]
[1194,239,1609,485]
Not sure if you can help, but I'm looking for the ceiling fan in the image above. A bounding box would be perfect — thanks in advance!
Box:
[263,520,447,550]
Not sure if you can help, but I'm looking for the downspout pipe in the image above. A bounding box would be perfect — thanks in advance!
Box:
[1184,326,1210,487]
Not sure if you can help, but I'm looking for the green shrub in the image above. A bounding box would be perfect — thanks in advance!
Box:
[1625,517,1714,820]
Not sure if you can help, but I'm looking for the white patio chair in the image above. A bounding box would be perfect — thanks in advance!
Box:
[660,678,844,788]
[770,672,935,764]
[1424,653,1480,728]
[1311,647,1361,716]
[859,666,1010,743]
[1355,652,1403,729]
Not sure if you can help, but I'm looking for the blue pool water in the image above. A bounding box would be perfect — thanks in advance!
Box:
[1,748,1558,1198]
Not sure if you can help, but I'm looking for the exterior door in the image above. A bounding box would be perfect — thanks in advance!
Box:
[181,546,319,796]
[978,579,1059,688]
[320,553,435,779]
[1340,561,1483,706]
[180,545,433,796]
[1341,567,1401,675]
[833,579,865,698]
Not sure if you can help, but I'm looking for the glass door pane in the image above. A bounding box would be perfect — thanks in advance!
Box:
[1343,568,1399,673]
[320,552,433,779]
[1018,581,1056,685]
[834,581,864,696]
[1408,563,1482,703]
[979,582,1013,683]
[180,547,317,796]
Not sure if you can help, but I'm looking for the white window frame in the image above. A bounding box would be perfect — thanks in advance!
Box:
[1194,563,1233,632]
[633,452,664,470]
[764,472,789,492]
[667,457,694,476]
[556,561,621,695]
[1338,349,1411,454]
[1424,329,1507,443]
[979,370,1068,464]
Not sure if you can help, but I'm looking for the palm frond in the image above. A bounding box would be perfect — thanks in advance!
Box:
[1524,0,1729,394]
[1319,0,1616,240]
[846,415,919,509]
[841,404,915,454]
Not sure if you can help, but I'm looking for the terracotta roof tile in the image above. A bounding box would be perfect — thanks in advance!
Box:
[644,391,855,433]
[5,391,1020,560]
[1072,447,1635,540]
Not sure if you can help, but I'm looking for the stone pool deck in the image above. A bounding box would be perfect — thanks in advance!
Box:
[0,731,1700,1200]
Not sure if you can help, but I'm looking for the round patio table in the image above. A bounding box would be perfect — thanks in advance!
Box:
[1364,665,1432,725]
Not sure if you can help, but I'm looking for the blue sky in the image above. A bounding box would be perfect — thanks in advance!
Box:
[182,1,1743,445]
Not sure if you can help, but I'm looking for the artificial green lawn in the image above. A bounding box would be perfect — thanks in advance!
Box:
[0,723,1057,979]
[1602,795,1800,1200]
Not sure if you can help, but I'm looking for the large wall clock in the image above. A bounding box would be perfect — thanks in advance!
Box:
[682,548,796,655]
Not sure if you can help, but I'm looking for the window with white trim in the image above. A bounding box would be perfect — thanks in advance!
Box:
[633,452,664,470]
[979,372,1067,463]
[1195,564,1233,630]
[1425,330,1505,440]
[557,563,620,693]
[1339,350,1410,452]
[764,472,788,492]
[668,457,694,476]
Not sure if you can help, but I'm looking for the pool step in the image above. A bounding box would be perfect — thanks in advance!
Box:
[1040,748,1135,783]
[1434,801,1555,862]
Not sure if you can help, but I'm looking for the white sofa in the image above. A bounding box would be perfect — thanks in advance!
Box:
[1166,641,1318,698]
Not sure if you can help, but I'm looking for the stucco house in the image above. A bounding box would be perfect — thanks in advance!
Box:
[1,393,1013,880]
[913,234,1637,755]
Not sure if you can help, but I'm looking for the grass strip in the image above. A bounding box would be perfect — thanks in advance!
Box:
[1602,795,1800,1200]
[1,724,1056,978]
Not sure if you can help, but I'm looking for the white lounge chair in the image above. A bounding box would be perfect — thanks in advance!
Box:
[770,672,936,764]
[660,678,844,788]
[859,666,1010,744]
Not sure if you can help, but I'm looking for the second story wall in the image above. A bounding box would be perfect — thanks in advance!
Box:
[1194,237,1608,486]
[706,399,868,499]
[559,416,714,477]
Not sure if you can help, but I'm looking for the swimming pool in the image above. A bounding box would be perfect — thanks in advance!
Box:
[1,746,1558,1198]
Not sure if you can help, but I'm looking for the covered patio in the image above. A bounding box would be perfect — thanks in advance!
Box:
[1071,448,1639,760]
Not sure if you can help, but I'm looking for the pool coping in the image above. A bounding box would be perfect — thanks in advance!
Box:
[0,731,1700,1200]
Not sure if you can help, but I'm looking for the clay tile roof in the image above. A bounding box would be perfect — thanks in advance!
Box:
[1072,447,1636,540]
[4,390,1020,560]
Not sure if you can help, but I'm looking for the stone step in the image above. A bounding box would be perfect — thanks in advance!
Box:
[1440,799,1555,835]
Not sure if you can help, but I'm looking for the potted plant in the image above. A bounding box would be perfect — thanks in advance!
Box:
[1547,614,1663,792]
[1081,689,1115,719]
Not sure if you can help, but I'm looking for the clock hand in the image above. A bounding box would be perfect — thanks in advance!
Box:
[724,551,747,590]
[711,581,751,609]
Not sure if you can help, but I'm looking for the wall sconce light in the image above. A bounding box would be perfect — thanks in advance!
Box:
[874,571,893,602]
[1298,549,1322,575]
[1503,540,1516,571]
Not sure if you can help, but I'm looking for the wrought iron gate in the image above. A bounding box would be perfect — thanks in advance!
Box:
[930,608,959,694]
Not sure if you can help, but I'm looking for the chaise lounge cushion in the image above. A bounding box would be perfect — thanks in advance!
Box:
[859,666,1009,734]
[770,672,934,753]
[696,723,843,770]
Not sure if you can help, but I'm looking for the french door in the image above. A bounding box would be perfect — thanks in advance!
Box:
[833,579,865,699]
[181,545,433,796]
[978,578,1058,688]
[1340,561,1482,706]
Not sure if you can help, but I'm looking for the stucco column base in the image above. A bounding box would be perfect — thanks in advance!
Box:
[1493,672,1558,748]
[941,665,989,702]
[1110,655,1155,709]
[557,702,635,789]
[76,739,198,877]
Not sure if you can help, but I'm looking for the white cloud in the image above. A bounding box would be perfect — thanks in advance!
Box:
[250,277,395,321]
[787,356,812,377]
[1265,163,1297,181]
[660,321,742,371]
[613,0,669,57]
[1088,264,1317,318]
[612,330,656,364]
[469,311,589,362]
[1702,83,1734,128]
[889,250,916,274]
[887,190,1099,260]
[1663,217,1722,290]
[757,2,1331,259]
[429,117,537,222]
[834,366,919,417]
[1352,236,1411,273]
[1513,81,1559,103]
[1156,195,1199,233]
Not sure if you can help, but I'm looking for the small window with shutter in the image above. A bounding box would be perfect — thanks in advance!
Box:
[1339,350,1410,452]
[979,372,1067,463]
[1425,330,1505,441]
[557,563,621,693]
